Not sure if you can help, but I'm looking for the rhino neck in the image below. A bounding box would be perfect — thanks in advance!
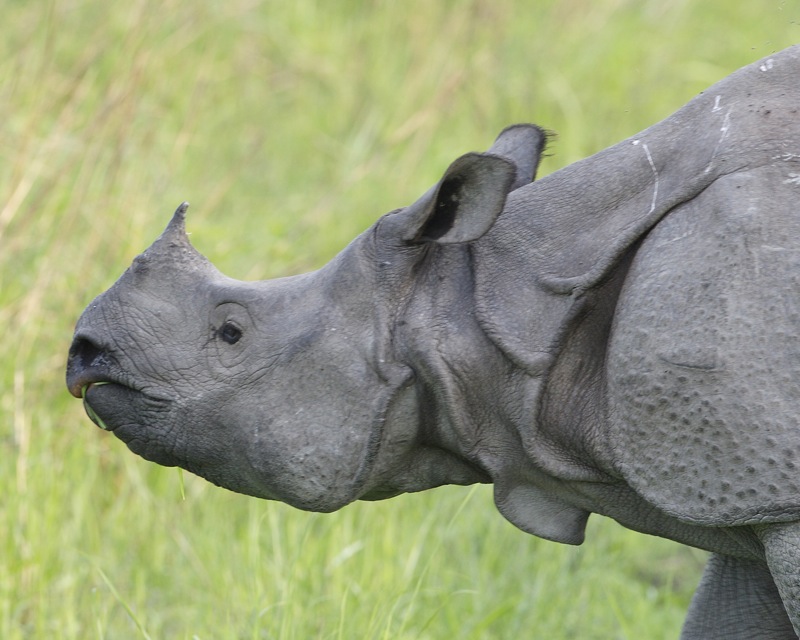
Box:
[360,243,573,541]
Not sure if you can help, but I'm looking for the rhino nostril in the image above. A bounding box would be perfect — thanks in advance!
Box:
[69,338,111,372]
[66,336,116,397]
[69,337,106,370]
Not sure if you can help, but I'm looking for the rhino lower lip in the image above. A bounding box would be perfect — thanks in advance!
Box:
[82,381,144,432]
[83,396,110,430]
[82,382,113,430]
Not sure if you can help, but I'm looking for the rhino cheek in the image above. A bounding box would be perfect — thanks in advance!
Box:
[239,413,371,512]
[222,365,415,512]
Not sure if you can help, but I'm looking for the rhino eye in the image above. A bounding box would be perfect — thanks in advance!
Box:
[219,322,242,345]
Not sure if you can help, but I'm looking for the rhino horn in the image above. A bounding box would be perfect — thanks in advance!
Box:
[133,202,215,273]
[153,201,193,251]
[164,201,190,239]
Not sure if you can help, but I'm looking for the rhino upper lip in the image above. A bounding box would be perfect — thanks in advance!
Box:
[69,368,132,398]
[77,376,137,410]
[81,380,115,397]
[67,369,125,399]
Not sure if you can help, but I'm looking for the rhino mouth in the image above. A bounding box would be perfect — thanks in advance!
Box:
[66,337,138,432]
[78,379,180,467]
[66,336,173,445]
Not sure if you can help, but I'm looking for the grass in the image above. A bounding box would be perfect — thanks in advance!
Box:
[1,0,797,637]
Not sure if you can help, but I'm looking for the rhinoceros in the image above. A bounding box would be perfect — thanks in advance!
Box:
[67,46,800,637]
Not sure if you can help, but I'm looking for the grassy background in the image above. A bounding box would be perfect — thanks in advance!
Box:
[1,1,798,638]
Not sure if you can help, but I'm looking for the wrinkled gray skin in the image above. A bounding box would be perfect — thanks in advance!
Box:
[67,47,800,637]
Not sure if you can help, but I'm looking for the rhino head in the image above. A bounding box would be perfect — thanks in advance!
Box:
[66,125,547,515]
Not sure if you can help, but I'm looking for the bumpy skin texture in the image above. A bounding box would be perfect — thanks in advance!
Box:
[67,47,800,636]
[609,168,800,526]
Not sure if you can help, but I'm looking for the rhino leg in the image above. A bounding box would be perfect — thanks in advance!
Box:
[680,553,795,639]
[758,522,800,637]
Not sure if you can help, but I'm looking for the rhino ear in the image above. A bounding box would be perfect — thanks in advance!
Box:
[400,152,516,244]
[487,124,548,190]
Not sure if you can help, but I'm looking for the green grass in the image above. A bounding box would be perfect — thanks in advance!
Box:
[1,1,797,637]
